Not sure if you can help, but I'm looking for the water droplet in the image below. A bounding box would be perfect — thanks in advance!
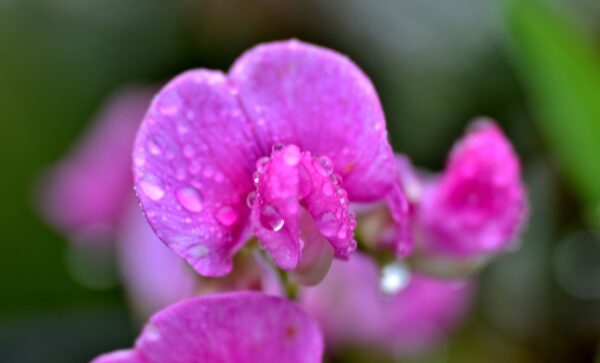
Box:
[316,156,334,176]
[256,156,270,172]
[246,191,257,208]
[139,174,165,200]
[283,145,300,166]
[272,142,285,153]
[252,171,261,185]
[147,139,162,156]
[337,226,348,239]
[134,155,145,167]
[190,244,210,258]
[159,91,182,116]
[260,205,285,232]
[176,187,203,212]
[380,262,411,294]
[322,182,333,196]
[215,206,238,226]
[331,173,343,185]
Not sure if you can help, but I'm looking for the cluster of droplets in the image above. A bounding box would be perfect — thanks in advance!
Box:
[247,142,358,257]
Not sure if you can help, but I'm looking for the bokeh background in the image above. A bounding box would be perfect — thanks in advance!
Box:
[1,0,600,362]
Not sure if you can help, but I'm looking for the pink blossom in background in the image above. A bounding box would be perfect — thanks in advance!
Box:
[133,40,399,278]
[301,252,473,356]
[92,292,324,363]
[416,120,528,257]
[40,87,154,243]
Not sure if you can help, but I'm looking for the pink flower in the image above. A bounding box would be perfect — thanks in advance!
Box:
[92,292,324,363]
[133,40,398,278]
[40,87,154,242]
[416,119,528,257]
[301,253,473,356]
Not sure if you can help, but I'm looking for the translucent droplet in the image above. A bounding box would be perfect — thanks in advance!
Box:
[139,174,165,201]
[331,173,343,185]
[144,323,161,341]
[252,171,261,185]
[380,262,411,294]
[322,182,333,196]
[337,226,348,239]
[260,205,285,232]
[190,244,210,258]
[272,142,285,153]
[256,156,270,172]
[215,205,238,226]
[246,191,257,208]
[147,139,162,156]
[316,156,334,176]
[176,187,203,212]
[283,145,300,166]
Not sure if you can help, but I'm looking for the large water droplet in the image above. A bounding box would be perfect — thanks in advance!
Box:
[176,187,203,212]
[147,139,162,156]
[139,174,165,200]
[260,205,285,232]
[215,205,238,226]
[272,142,285,153]
[256,156,270,172]
[246,191,257,208]
[189,244,210,258]
[380,262,411,294]
[316,156,333,176]
[283,145,300,166]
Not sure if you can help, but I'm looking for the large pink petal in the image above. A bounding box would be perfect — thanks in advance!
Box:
[40,87,153,242]
[417,120,528,256]
[230,40,397,202]
[92,292,323,363]
[133,70,258,276]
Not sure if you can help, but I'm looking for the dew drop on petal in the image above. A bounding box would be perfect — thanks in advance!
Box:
[246,191,257,208]
[190,244,210,258]
[260,205,285,232]
[318,212,338,237]
[380,262,411,295]
[215,205,238,226]
[272,142,285,153]
[256,156,270,172]
[144,323,161,342]
[316,156,334,176]
[139,174,165,201]
[283,145,300,166]
[147,139,162,156]
[176,186,203,212]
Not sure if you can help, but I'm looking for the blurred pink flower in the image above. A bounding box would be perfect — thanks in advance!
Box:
[301,252,473,356]
[92,292,323,363]
[133,40,399,278]
[417,120,528,257]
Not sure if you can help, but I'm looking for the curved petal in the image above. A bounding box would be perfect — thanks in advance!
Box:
[117,204,196,319]
[92,350,142,363]
[92,292,324,363]
[40,87,153,241]
[417,120,528,256]
[133,70,258,276]
[230,39,397,202]
[250,144,356,269]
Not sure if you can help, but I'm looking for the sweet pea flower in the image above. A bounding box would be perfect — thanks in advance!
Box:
[301,252,473,356]
[133,40,398,279]
[92,292,324,363]
[415,120,527,258]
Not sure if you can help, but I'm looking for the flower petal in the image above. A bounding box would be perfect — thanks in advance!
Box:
[92,292,324,363]
[251,145,356,270]
[133,70,258,276]
[417,120,528,256]
[40,87,153,242]
[230,39,397,202]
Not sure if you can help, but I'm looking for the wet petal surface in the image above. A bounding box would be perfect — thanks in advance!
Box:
[92,292,323,363]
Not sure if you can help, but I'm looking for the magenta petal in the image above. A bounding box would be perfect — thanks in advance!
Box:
[418,120,528,256]
[230,40,397,202]
[93,292,324,363]
[385,183,412,258]
[117,204,196,318]
[251,145,356,270]
[91,350,142,363]
[41,87,153,241]
[133,70,258,276]
[301,253,473,355]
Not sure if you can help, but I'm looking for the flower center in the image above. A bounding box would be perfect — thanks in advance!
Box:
[246,143,357,281]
